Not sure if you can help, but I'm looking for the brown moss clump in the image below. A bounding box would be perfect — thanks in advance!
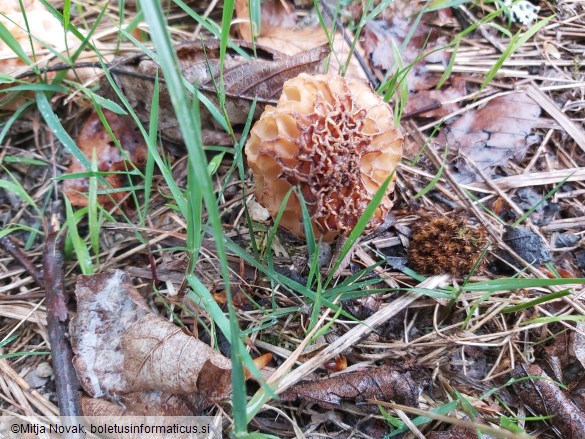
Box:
[245,73,404,242]
[408,215,488,276]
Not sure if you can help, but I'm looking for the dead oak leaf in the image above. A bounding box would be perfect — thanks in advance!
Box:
[363,16,448,92]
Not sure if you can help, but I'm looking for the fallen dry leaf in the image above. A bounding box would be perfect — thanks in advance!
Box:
[438,92,542,182]
[102,41,328,144]
[280,366,419,411]
[363,11,449,92]
[63,110,147,208]
[234,0,367,81]
[70,270,232,415]
[362,6,461,118]
[405,76,466,119]
[81,393,194,417]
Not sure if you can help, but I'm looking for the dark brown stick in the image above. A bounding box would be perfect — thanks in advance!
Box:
[43,220,83,431]
[0,236,43,285]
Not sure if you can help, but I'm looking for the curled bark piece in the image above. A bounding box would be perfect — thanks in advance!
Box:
[513,364,585,438]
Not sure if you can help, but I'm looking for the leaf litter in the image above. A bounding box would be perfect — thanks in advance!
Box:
[1,0,585,438]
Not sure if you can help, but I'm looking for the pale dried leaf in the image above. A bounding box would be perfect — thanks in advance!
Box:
[256,27,327,57]
[439,92,541,182]
[0,0,75,74]
[70,270,232,413]
[70,271,149,398]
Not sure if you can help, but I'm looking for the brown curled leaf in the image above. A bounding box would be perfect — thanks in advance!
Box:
[81,393,194,417]
[280,366,420,410]
[122,313,231,400]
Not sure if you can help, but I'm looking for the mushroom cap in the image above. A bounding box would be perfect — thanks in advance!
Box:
[245,73,404,242]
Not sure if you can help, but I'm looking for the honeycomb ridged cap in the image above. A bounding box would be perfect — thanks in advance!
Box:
[245,73,404,242]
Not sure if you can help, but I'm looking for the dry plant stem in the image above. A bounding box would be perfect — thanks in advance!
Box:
[464,167,585,192]
[0,236,43,285]
[43,224,82,421]
[393,409,425,439]
[0,359,59,417]
[275,275,449,393]
[524,84,585,153]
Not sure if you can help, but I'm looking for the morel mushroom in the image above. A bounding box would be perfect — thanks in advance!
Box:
[245,73,404,242]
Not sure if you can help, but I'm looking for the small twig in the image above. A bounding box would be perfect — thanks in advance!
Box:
[0,236,44,285]
[43,216,83,426]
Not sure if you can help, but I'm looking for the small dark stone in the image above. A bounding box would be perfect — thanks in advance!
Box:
[502,226,551,265]
[575,251,585,272]
[385,256,408,271]
[555,233,580,248]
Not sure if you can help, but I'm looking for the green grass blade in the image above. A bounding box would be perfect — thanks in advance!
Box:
[0,20,33,66]
[502,289,571,314]
[325,172,395,288]
[139,1,248,432]
[64,197,93,274]
[480,14,554,91]
[463,277,585,292]
[413,146,447,199]
[35,92,90,169]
